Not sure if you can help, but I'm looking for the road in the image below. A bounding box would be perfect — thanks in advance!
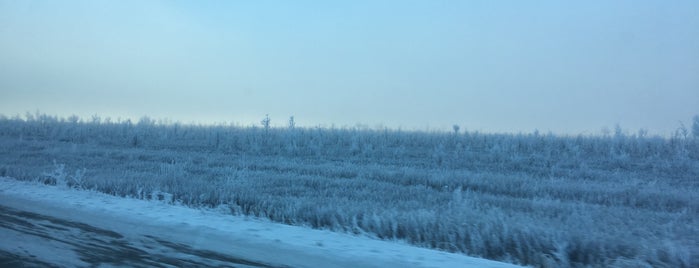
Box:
[0,204,288,268]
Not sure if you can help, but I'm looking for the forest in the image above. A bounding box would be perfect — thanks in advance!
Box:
[1,113,697,268]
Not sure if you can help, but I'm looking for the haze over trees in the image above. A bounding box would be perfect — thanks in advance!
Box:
[0,113,697,268]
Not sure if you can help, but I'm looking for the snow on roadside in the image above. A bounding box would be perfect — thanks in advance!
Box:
[0,177,526,268]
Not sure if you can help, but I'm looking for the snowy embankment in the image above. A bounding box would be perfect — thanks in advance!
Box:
[0,177,525,268]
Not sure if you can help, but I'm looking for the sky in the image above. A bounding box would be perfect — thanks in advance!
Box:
[1,0,698,135]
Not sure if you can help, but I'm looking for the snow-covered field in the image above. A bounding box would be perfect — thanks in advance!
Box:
[0,177,525,268]
[1,116,697,267]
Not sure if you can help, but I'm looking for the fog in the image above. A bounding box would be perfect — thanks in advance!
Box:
[1,1,697,135]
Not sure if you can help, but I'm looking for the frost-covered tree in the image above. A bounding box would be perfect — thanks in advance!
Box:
[637,128,647,138]
[692,115,699,139]
[261,114,271,134]
[68,114,80,124]
[676,121,688,140]
[613,123,624,139]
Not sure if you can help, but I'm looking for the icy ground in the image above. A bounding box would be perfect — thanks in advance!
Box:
[0,177,525,268]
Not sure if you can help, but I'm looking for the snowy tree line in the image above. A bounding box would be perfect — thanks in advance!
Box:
[0,112,697,267]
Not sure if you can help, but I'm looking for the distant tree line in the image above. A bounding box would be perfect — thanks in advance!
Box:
[1,112,698,179]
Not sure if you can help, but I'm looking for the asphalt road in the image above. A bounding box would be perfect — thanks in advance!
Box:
[0,204,289,268]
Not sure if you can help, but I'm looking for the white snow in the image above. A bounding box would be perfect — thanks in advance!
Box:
[0,177,526,268]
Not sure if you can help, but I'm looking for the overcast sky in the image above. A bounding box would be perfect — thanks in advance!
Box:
[1,1,698,135]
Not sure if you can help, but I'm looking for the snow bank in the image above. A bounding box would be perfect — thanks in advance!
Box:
[0,177,525,268]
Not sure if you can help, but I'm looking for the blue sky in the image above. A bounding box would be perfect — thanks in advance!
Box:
[1,1,697,135]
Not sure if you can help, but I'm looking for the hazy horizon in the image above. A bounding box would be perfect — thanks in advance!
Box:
[2,1,698,136]
[4,111,696,139]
